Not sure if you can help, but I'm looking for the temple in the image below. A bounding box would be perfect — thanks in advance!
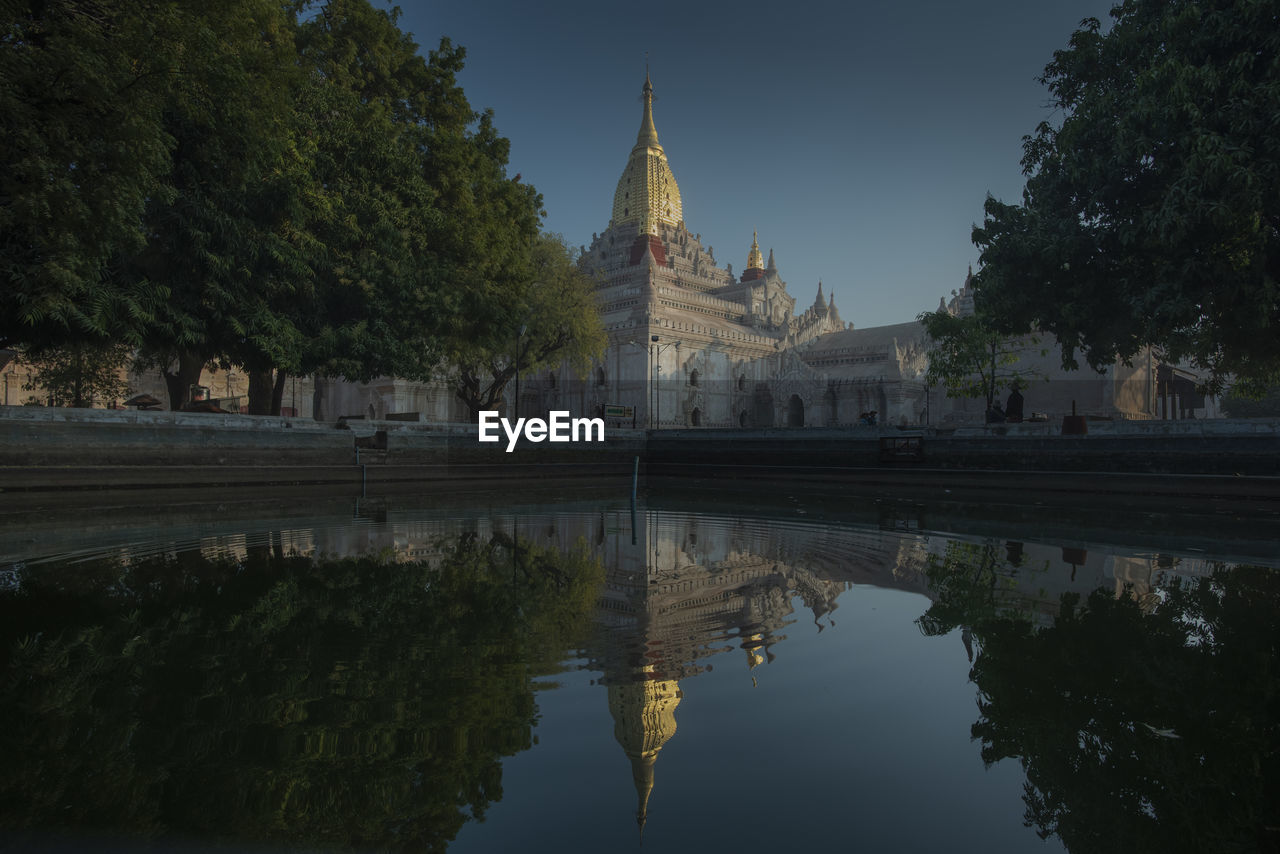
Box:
[214,73,1214,425]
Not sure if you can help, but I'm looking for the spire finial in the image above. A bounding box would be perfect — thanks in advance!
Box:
[636,68,660,149]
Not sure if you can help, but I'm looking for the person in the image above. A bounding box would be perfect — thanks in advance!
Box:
[1005,384,1024,423]
[858,410,877,426]
[985,402,1006,424]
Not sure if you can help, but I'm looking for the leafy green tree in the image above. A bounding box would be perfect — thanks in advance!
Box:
[0,531,604,851]
[0,0,182,352]
[17,343,131,408]
[289,4,543,396]
[971,0,1280,395]
[1220,383,1280,418]
[919,308,1044,411]
[126,0,308,411]
[448,234,607,420]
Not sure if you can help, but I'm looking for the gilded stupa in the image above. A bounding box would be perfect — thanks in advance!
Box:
[611,71,683,236]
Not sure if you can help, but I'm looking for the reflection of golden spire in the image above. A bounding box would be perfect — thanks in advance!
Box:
[746,231,764,271]
[744,631,765,670]
[607,667,682,838]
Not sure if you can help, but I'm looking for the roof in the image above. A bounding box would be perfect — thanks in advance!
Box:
[802,321,926,355]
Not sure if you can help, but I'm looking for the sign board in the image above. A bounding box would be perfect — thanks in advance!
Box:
[604,404,633,418]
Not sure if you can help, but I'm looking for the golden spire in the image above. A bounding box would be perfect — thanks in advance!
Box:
[637,71,661,150]
[612,74,684,235]
[746,230,765,270]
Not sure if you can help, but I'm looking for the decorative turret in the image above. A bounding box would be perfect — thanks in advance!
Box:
[765,247,777,277]
[828,290,840,325]
[612,73,683,236]
[814,280,827,313]
[742,231,765,282]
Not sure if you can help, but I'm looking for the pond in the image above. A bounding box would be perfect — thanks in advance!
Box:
[1,482,1277,853]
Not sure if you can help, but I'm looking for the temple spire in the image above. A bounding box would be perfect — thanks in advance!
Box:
[746,231,764,271]
[636,71,661,151]
[612,74,683,233]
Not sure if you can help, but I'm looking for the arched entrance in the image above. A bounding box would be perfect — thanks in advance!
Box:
[753,385,774,427]
[787,394,804,427]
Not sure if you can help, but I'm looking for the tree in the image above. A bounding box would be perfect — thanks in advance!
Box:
[971,0,1280,395]
[125,0,309,412]
[17,343,132,408]
[290,5,543,397]
[919,308,1044,411]
[0,0,182,352]
[447,234,606,421]
[1220,383,1280,418]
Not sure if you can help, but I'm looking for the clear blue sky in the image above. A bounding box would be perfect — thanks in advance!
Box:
[396,1,1116,329]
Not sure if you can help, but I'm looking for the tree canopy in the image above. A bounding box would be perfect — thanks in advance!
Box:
[448,234,607,420]
[971,0,1280,394]
[0,0,182,351]
[2,0,556,412]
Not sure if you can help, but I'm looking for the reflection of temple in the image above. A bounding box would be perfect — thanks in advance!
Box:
[582,508,933,832]
[150,502,1223,835]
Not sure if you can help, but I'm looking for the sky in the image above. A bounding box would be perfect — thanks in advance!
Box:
[395,0,1118,329]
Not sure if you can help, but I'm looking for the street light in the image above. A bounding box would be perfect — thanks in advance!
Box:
[514,323,527,421]
[649,335,680,430]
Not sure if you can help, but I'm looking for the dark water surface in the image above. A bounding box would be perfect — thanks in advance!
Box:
[1,483,1277,853]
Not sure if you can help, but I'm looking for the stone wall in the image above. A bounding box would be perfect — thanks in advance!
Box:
[1,406,1276,492]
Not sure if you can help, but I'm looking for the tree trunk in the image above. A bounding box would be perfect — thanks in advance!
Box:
[312,376,326,422]
[247,370,275,415]
[271,370,287,416]
[162,352,206,410]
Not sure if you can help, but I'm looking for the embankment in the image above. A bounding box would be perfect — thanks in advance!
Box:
[1,406,1277,502]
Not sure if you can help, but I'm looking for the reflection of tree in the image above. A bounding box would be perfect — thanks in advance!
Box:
[916,540,1041,638]
[0,531,604,851]
[924,551,1280,853]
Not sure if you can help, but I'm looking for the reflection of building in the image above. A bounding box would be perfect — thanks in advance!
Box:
[607,669,681,835]
[150,501,1219,837]
[582,507,932,833]
[925,537,1218,629]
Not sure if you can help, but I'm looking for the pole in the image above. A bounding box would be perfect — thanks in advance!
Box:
[514,325,524,421]
[653,344,660,429]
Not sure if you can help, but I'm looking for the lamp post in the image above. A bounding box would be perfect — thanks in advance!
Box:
[649,335,680,430]
[514,324,527,420]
